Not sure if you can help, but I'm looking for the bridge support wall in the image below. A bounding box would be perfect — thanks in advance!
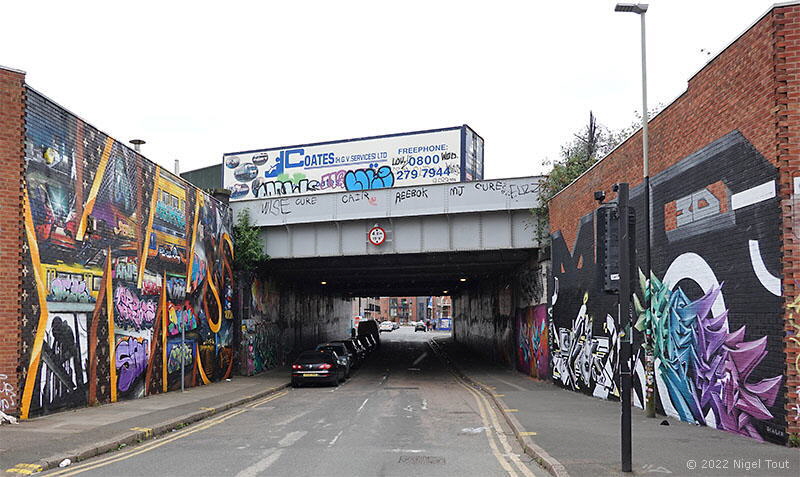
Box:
[453,251,549,373]
[238,274,350,375]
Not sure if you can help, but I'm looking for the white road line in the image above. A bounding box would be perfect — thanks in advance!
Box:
[328,430,344,447]
[235,449,284,477]
[278,430,307,447]
[412,351,429,366]
[421,399,428,410]
[357,398,369,413]
[389,449,426,453]
[273,409,312,427]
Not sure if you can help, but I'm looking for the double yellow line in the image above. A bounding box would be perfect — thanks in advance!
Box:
[428,339,535,477]
[457,379,536,477]
[45,391,288,476]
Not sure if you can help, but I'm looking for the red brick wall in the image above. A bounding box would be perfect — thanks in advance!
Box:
[550,8,780,247]
[776,5,800,438]
[549,4,800,443]
[0,66,25,416]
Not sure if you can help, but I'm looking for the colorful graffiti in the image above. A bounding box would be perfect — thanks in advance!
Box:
[516,305,549,380]
[550,131,786,443]
[344,166,395,191]
[634,273,782,440]
[115,336,148,395]
[18,88,235,419]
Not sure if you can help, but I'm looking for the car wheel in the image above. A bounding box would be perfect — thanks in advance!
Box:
[291,379,299,388]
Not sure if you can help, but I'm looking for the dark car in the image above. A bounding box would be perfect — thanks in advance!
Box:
[357,334,375,353]
[357,319,381,348]
[316,342,352,378]
[291,350,345,387]
[415,322,427,332]
[332,339,364,367]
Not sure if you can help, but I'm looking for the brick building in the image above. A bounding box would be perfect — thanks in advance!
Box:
[0,67,237,419]
[549,3,800,444]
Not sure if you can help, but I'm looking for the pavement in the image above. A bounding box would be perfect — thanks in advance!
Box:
[0,367,290,474]
[432,336,800,477]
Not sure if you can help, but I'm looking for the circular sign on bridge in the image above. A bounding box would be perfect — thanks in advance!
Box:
[368,226,386,246]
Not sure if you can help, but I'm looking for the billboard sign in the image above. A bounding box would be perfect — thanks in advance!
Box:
[223,126,483,201]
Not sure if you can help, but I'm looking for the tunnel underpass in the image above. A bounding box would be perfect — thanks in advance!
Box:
[265,249,536,297]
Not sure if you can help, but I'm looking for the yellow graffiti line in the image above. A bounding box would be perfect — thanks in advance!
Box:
[76,137,114,241]
[137,167,161,289]
[19,190,50,420]
[185,190,202,292]
[222,232,234,261]
[196,343,210,385]
[106,249,116,403]
[206,267,222,334]
[161,273,168,393]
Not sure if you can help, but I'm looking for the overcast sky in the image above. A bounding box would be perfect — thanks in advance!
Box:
[2,0,780,179]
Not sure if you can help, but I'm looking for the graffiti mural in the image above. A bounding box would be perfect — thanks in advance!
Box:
[115,335,148,398]
[1,374,17,413]
[18,88,235,419]
[516,305,549,380]
[550,131,787,443]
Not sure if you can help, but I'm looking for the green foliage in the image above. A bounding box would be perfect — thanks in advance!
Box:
[233,209,268,271]
[789,433,800,448]
[533,107,663,241]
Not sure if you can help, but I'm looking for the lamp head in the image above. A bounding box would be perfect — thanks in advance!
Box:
[614,3,648,14]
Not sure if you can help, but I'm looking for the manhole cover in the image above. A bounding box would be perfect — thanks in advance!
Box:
[399,455,446,465]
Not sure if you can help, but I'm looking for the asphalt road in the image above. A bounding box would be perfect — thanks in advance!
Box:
[42,327,545,477]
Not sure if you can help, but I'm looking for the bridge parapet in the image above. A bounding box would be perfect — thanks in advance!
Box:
[232,176,544,227]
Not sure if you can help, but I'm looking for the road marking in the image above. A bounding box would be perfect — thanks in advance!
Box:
[519,432,538,436]
[494,394,506,397]
[412,351,428,366]
[129,427,153,438]
[357,398,369,413]
[45,392,288,476]
[199,407,215,412]
[5,463,43,475]
[234,449,284,477]
[421,399,428,410]
[278,430,307,447]
[389,449,426,453]
[503,409,519,412]
[461,383,536,477]
[461,383,518,477]
[328,430,344,447]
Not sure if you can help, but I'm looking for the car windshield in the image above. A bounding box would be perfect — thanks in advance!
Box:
[297,351,333,363]
[318,346,345,355]
[336,341,356,353]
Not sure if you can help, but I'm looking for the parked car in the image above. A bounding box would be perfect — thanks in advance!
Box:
[379,321,394,332]
[332,338,365,367]
[414,322,427,332]
[316,342,352,378]
[392,322,400,330]
[357,319,381,348]
[291,350,346,387]
[357,334,375,353]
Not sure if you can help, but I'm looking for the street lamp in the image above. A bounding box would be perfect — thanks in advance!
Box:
[615,0,655,417]
[616,2,651,474]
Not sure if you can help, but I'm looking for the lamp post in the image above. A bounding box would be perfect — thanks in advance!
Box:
[615,2,655,420]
